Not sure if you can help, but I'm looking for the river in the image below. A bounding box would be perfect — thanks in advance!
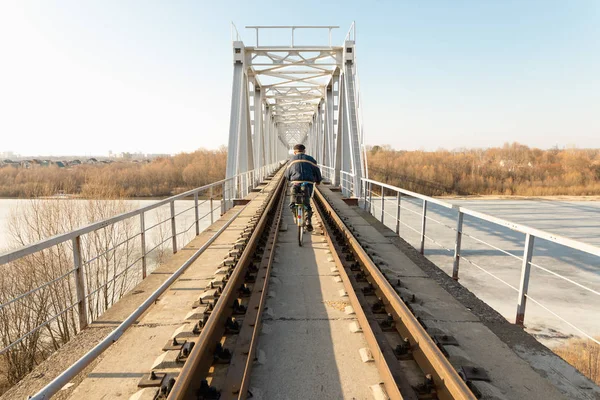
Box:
[0,198,219,254]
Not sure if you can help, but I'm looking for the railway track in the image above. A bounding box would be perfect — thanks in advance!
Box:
[23,169,582,400]
[124,172,478,400]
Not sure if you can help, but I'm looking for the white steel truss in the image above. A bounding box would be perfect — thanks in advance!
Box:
[226,24,367,196]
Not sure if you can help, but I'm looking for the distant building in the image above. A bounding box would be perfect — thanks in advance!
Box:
[146,153,171,160]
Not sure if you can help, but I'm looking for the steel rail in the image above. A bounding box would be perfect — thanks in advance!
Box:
[222,182,286,399]
[167,171,287,399]
[314,195,404,400]
[314,188,476,400]
[29,208,245,400]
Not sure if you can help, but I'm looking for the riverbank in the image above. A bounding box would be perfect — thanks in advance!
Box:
[439,194,600,201]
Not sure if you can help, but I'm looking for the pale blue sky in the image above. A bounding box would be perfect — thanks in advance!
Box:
[0,0,598,156]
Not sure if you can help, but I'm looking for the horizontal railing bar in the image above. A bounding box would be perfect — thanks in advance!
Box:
[363,177,600,258]
[460,232,524,262]
[145,236,173,256]
[0,301,79,355]
[0,267,78,310]
[172,204,197,218]
[362,178,454,209]
[423,214,457,231]
[82,233,142,267]
[524,294,600,345]
[176,221,197,238]
[379,208,453,253]
[0,164,282,266]
[458,208,600,257]
[461,255,519,292]
[85,255,145,301]
[143,216,172,233]
[29,207,245,400]
[423,233,454,254]
[529,261,600,297]
[247,25,340,29]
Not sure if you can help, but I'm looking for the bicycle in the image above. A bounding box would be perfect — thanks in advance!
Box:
[291,182,315,247]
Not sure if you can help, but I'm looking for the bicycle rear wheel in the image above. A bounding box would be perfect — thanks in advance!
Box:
[297,206,303,246]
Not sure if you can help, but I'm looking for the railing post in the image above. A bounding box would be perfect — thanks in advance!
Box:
[209,187,214,225]
[380,185,385,223]
[452,211,464,280]
[368,182,373,214]
[362,181,368,210]
[358,178,362,207]
[395,192,401,234]
[140,213,147,279]
[516,233,535,326]
[194,192,200,236]
[170,201,177,253]
[221,182,226,214]
[72,235,88,330]
[420,200,428,255]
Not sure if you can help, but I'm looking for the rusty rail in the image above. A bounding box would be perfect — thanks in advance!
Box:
[167,170,286,399]
[314,187,476,400]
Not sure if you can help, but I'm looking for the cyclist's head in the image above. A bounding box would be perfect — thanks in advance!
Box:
[293,144,306,154]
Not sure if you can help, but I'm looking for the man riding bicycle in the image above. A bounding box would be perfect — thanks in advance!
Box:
[285,144,322,232]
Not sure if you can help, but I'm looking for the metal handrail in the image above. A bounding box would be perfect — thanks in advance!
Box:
[0,162,282,357]
[359,176,600,338]
[29,208,245,400]
[246,25,340,48]
[0,163,281,266]
[363,178,454,209]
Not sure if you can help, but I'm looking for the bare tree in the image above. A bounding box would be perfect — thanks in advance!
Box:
[0,191,138,387]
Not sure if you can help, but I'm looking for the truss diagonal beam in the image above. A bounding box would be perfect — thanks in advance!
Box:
[226,25,367,198]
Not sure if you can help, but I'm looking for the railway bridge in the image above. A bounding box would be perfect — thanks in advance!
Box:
[1,25,600,400]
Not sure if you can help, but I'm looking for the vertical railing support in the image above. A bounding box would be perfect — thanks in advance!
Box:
[516,233,535,326]
[194,192,200,236]
[380,185,385,223]
[452,210,464,280]
[363,181,368,210]
[395,192,401,234]
[140,213,147,279]
[209,187,214,225]
[170,201,177,253]
[420,200,428,255]
[368,182,373,214]
[221,183,226,214]
[358,178,363,208]
[72,235,88,330]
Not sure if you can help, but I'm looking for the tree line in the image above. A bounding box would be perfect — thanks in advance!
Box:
[0,148,228,198]
[368,143,600,196]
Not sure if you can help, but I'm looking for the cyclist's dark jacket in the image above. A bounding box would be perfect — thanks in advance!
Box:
[285,154,322,183]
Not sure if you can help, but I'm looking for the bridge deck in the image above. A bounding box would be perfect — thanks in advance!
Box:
[3,181,599,400]
[247,196,381,399]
